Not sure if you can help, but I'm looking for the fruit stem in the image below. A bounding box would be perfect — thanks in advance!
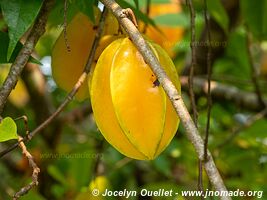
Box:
[120,8,138,28]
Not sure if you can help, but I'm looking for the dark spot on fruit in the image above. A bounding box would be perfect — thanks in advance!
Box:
[93,25,98,30]
[153,79,160,87]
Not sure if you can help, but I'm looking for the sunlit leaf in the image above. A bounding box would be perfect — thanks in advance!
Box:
[74,0,96,23]
[0,117,18,142]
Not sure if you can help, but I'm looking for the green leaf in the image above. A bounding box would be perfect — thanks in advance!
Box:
[74,0,96,23]
[207,0,229,33]
[213,28,251,80]
[241,0,267,40]
[133,0,139,9]
[153,13,189,27]
[0,0,43,60]
[0,117,18,142]
[0,15,6,30]
[0,31,41,64]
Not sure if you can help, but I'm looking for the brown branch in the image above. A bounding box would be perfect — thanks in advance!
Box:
[0,0,54,114]
[0,8,108,158]
[100,0,229,198]
[13,136,40,200]
[180,76,267,111]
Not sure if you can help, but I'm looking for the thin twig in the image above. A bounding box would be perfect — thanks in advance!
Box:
[99,0,229,198]
[0,8,108,158]
[0,142,19,158]
[122,8,138,28]
[182,0,239,76]
[217,108,267,148]
[187,0,198,125]
[63,0,71,52]
[187,0,203,194]
[92,140,104,178]
[0,0,54,114]
[246,30,266,108]
[203,0,212,163]
[13,136,40,200]
[203,0,212,195]
[14,115,29,135]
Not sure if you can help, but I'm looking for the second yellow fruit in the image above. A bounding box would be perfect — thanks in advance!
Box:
[140,0,184,57]
[51,10,119,100]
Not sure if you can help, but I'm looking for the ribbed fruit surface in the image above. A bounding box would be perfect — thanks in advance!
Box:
[90,37,180,160]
